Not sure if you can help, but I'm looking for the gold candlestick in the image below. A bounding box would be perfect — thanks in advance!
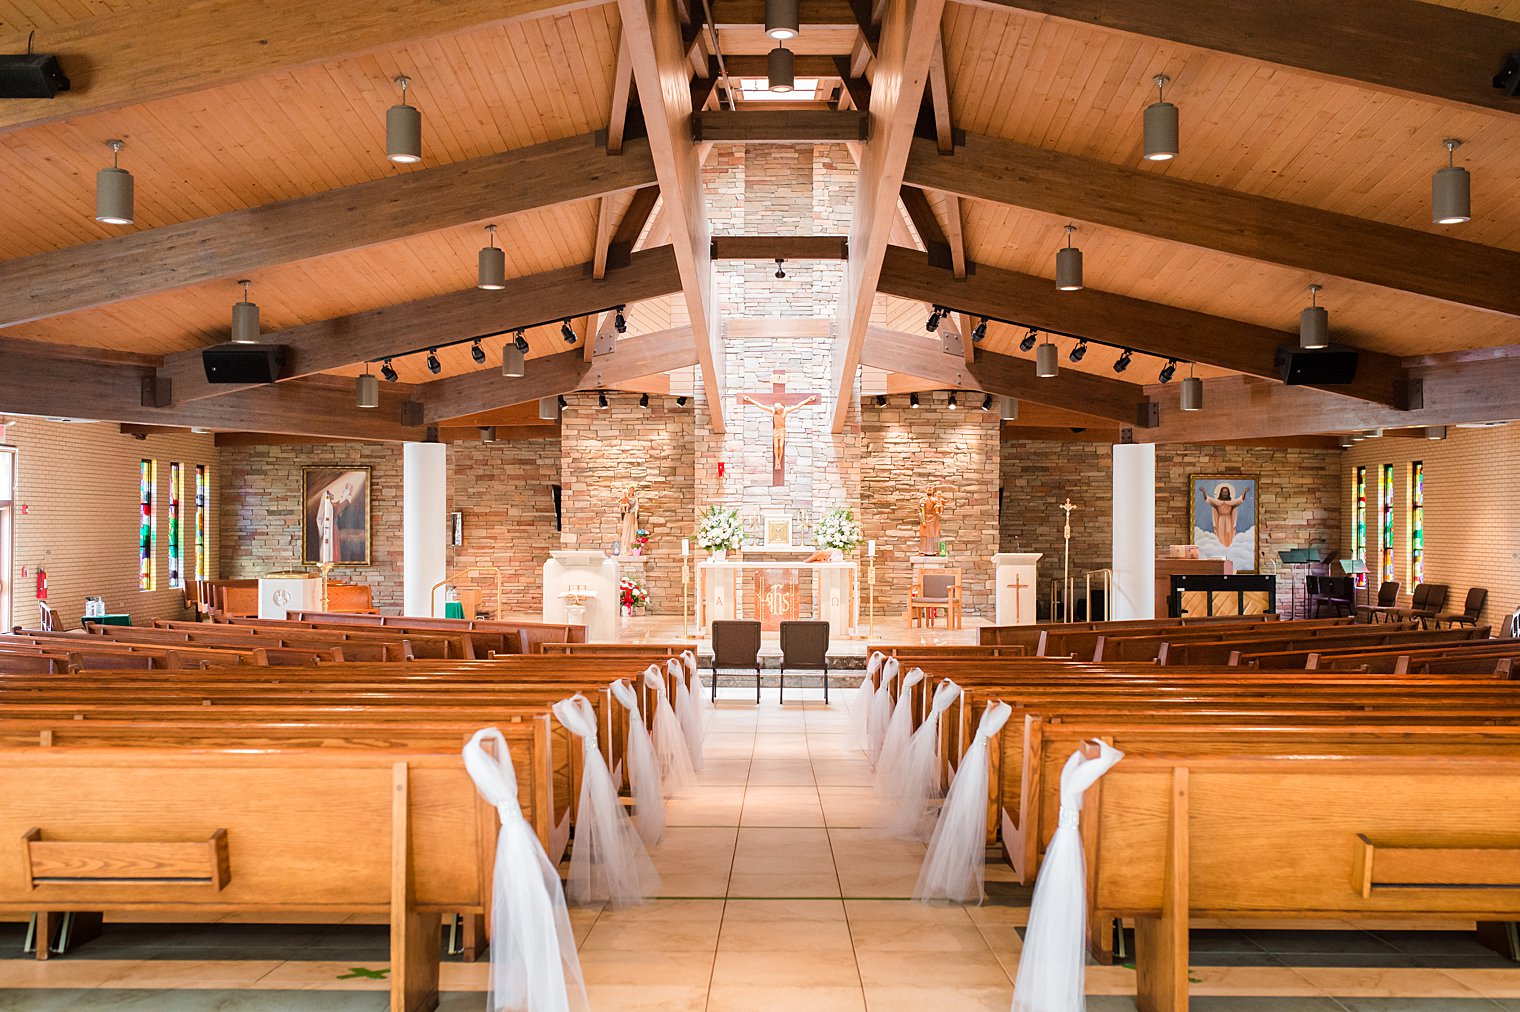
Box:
[319,561,334,610]
[682,558,691,639]
[1059,498,1078,623]
[867,556,877,639]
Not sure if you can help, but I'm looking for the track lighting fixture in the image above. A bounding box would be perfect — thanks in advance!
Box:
[774,258,786,279]
[355,365,379,409]
[425,348,441,374]
[386,75,422,164]
[1069,338,1089,363]
[231,280,260,344]
[639,392,650,409]
[981,393,994,411]
[95,139,133,225]
[1019,328,1039,353]
[971,317,988,343]
[1113,349,1133,373]
[764,0,798,39]
[1299,283,1329,349]
[1035,339,1059,377]
[875,394,887,407]
[470,338,486,364]
[947,391,958,410]
[558,395,568,409]
[513,330,529,353]
[502,343,525,378]
[1158,358,1177,384]
[614,307,627,334]
[768,44,794,92]
[560,319,577,344]
[480,426,497,444]
[380,358,398,383]
[1055,224,1083,291]
[1180,363,1202,411]
[477,224,505,289]
[1432,137,1471,225]
[910,392,920,409]
[1142,74,1179,162]
[676,396,688,407]
[925,306,944,333]
[597,390,609,410]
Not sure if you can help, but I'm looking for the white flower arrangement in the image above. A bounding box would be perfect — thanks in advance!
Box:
[696,504,744,553]
[815,507,863,552]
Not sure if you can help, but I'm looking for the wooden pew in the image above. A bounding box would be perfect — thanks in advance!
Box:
[979,615,1279,654]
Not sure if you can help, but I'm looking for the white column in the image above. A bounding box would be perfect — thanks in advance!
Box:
[403,442,448,617]
[1111,443,1155,620]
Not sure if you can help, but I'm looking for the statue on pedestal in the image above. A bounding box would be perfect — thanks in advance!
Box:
[918,490,946,556]
[617,484,640,557]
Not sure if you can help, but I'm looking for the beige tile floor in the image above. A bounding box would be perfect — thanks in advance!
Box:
[6,689,1520,1010]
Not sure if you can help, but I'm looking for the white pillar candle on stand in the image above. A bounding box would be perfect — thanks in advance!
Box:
[682,538,690,556]
[402,442,448,617]
[867,539,876,557]
[1111,443,1156,620]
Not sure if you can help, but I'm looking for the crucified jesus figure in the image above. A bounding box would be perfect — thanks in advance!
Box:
[739,394,816,476]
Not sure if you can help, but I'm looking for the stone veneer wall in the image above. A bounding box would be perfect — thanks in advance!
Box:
[559,393,694,614]
[446,436,561,614]
[859,395,1002,616]
[999,440,1343,617]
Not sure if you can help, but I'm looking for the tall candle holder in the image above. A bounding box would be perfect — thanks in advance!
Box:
[319,561,334,610]
[867,556,877,638]
[682,559,691,638]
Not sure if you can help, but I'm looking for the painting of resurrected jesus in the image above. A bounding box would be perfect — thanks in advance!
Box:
[1189,474,1259,573]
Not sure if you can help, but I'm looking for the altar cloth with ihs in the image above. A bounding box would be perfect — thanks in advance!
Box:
[698,559,858,636]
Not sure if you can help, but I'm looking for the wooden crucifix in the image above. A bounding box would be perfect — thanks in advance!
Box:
[738,373,816,486]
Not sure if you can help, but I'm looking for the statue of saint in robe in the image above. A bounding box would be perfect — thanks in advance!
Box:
[918,490,946,556]
[617,484,640,556]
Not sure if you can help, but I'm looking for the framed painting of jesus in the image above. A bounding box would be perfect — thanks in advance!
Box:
[302,466,372,566]
[1189,474,1259,574]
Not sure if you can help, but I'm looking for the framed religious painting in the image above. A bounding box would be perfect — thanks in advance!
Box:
[764,513,793,546]
[302,466,372,566]
[1189,474,1259,573]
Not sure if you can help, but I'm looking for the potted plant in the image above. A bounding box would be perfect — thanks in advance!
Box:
[696,505,743,561]
[619,575,649,619]
[815,507,863,556]
[632,528,650,557]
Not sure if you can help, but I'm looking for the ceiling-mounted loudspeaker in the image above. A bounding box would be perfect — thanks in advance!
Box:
[1274,345,1360,386]
[1495,53,1520,97]
[0,54,70,98]
[201,344,288,384]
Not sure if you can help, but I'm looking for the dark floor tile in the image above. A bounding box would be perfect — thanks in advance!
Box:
[1332,999,1505,1011]
[1275,953,1423,969]
[1187,951,1291,968]
[1242,929,1402,956]
[1190,928,1271,954]
[1373,930,1505,957]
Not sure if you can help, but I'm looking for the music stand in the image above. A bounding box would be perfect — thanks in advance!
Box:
[1338,558,1370,613]
[1278,548,1312,618]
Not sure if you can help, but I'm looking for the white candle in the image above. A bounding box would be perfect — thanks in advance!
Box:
[681,538,690,556]
[867,540,876,558]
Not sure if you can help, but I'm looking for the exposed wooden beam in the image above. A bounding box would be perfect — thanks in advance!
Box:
[620,0,727,431]
[0,133,656,330]
[964,0,1520,119]
[941,192,967,279]
[834,57,873,111]
[708,0,859,26]
[608,31,636,154]
[711,236,849,260]
[927,33,954,155]
[692,110,871,143]
[875,244,1410,407]
[861,325,1147,425]
[157,246,684,404]
[593,198,617,281]
[831,0,949,432]
[421,326,698,422]
[723,55,850,77]
[905,132,1520,319]
[0,0,604,136]
[898,185,947,256]
[607,186,662,267]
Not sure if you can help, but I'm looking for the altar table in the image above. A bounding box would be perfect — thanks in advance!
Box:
[697,560,858,636]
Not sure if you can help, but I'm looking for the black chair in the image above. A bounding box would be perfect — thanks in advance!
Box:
[1357,581,1401,623]
[778,620,830,704]
[1404,583,1449,629]
[1308,575,1355,619]
[1437,587,1488,628]
[710,620,762,703]
[1383,583,1435,627]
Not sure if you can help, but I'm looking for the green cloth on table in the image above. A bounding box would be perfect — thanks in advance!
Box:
[82,614,131,627]
[443,601,465,620]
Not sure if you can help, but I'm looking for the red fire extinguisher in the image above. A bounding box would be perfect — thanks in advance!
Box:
[35,568,47,602]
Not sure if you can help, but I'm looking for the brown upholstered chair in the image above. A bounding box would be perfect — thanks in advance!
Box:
[710,620,762,703]
[1436,587,1488,628]
[909,569,962,629]
[1357,581,1400,623]
[1403,583,1449,628]
[778,620,830,704]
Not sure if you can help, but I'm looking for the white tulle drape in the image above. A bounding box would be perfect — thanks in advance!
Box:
[848,651,887,751]
[643,664,697,796]
[669,657,707,770]
[874,666,927,797]
[551,694,660,907]
[866,656,902,766]
[884,678,962,839]
[609,677,667,846]
[913,700,1013,904]
[682,649,715,713]
[461,727,590,1012]
[1011,741,1125,1012]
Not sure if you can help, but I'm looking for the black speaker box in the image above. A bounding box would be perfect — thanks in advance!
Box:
[1275,345,1360,385]
[201,344,288,384]
[0,55,71,98]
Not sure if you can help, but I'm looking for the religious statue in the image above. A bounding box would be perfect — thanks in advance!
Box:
[1204,483,1250,548]
[617,484,640,556]
[918,490,946,556]
[739,393,817,481]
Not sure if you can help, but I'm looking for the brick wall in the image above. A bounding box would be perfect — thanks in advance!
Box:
[6,418,218,630]
[446,436,560,614]
[1345,425,1519,627]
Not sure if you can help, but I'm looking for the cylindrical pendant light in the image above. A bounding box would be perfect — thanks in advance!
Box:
[768,45,794,92]
[765,0,799,39]
[477,224,505,290]
[1299,283,1329,349]
[231,280,260,344]
[355,367,379,409]
[1055,224,1083,291]
[1180,364,1203,412]
[95,139,134,225]
[1426,425,1447,441]
[1432,137,1470,225]
[1035,340,1059,377]
[538,396,559,421]
[1142,74,1178,162]
[502,343,525,378]
[480,426,497,444]
[1001,396,1019,421]
[386,75,422,164]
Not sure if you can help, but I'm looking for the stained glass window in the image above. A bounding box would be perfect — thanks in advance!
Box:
[168,462,182,589]
[195,465,209,582]
[139,459,156,591]
[1352,466,1367,588]
[1380,463,1395,584]
[1410,461,1425,586]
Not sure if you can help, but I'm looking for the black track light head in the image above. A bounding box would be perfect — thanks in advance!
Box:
[676,395,688,407]
[470,338,486,364]
[1158,358,1178,384]
[947,391,958,410]
[1113,349,1133,373]
[557,395,567,409]
[380,359,398,383]
[425,349,441,374]
[981,393,994,411]
[597,390,609,410]
[874,394,887,407]
[1069,339,1088,363]
[639,393,650,409]
[614,307,627,334]
[1019,328,1039,353]
[910,392,921,408]
[561,319,577,344]
[971,317,988,343]
[774,258,786,279]
[513,330,529,353]
[925,306,944,333]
